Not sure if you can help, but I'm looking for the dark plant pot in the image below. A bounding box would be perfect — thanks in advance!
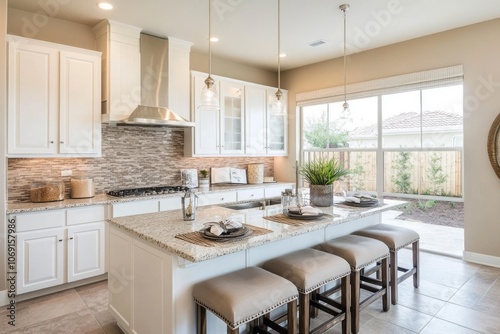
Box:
[310,184,334,207]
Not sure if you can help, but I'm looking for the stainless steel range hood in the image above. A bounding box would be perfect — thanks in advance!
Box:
[117,33,194,127]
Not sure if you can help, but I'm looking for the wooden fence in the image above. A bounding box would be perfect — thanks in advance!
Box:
[302,150,462,197]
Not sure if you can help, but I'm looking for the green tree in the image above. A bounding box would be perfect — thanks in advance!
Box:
[349,153,366,191]
[426,152,448,195]
[391,151,414,193]
[304,112,349,148]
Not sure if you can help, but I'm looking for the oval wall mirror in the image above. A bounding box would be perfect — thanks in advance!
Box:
[487,113,500,179]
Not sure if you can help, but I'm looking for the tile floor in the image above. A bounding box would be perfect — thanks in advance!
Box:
[0,207,482,334]
[2,249,500,333]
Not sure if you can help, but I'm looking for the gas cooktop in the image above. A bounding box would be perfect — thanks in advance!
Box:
[107,185,189,197]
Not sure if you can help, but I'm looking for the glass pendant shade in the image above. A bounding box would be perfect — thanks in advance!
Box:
[272,89,286,115]
[200,76,219,110]
[340,4,350,114]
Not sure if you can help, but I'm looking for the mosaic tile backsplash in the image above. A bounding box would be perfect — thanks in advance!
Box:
[8,124,275,202]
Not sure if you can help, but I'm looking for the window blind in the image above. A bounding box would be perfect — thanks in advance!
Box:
[296,65,464,107]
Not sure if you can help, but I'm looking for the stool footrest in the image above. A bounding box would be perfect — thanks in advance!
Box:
[359,288,387,311]
[263,317,288,334]
[398,267,417,283]
[361,275,383,287]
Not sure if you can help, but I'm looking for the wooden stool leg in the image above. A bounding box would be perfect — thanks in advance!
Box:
[390,250,398,305]
[351,271,360,334]
[413,240,420,288]
[299,293,310,334]
[341,275,351,334]
[227,327,238,334]
[381,257,390,312]
[310,289,319,318]
[196,304,206,334]
[288,299,298,334]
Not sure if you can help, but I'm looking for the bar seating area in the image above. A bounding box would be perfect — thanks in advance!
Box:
[262,248,351,334]
[193,224,420,334]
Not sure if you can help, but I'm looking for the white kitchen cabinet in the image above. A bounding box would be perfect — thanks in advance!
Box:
[197,191,238,206]
[67,222,105,282]
[220,81,245,154]
[237,188,265,201]
[16,228,65,294]
[193,73,220,155]
[266,89,288,155]
[7,35,101,157]
[12,205,107,294]
[187,71,287,157]
[192,74,245,155]
[244,85,287,156]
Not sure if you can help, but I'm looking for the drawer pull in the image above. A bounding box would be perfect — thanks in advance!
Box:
[58,239,63,242]
[70,237,74,240]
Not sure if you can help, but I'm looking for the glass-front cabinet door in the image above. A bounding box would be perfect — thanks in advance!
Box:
[220,81,244,155]
[266,89,287,155]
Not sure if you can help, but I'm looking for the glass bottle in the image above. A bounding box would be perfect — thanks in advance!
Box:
[181,189,198,221]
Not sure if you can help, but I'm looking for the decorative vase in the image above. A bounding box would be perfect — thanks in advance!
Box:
[309,184,334,207]
[199,178,210,187]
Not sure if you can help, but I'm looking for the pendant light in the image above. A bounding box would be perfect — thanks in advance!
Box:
[340,4,350,112]
[272,0,286,115]
[199,0,219,110]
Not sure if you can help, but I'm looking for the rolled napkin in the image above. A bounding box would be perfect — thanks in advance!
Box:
[204,220,243,236]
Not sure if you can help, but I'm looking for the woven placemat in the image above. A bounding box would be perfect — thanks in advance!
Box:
[175,224,273,247]
[263,213,333,226]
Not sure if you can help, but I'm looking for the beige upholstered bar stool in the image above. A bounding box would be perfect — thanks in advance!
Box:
[193,266,298,334]
[262,248,351,334]
[314,235,390,334]
[352,223,420,305]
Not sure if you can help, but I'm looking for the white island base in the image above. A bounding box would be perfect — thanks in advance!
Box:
[107,201,404,334]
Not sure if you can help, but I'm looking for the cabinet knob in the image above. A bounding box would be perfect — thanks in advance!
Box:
[60,141,64,144]
[58,239,63,242]
[251,194,254,197]
[70,237,74,240]
[50,141,54,144]
[221,198,224,201]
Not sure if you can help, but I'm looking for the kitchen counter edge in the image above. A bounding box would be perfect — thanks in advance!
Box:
[6,182,293,214]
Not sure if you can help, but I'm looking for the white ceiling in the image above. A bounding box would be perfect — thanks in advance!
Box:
[8,0,500,71]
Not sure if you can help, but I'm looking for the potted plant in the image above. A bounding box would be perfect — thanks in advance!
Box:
[299,157,348,206]
[199,169,210,187]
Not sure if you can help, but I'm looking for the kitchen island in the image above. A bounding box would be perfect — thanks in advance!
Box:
[107,199,405,334]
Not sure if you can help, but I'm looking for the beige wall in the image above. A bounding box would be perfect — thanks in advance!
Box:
[279,19,500,261]
[7,8,96,50]
[190,51,276,87]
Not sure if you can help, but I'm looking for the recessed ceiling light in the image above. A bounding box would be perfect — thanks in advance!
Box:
[97,2,113,10]
[279,53,287,58]
[210,37,219,42]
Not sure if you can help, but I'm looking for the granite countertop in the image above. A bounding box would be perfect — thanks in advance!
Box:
[108,199,406,263]
[7,182,293,214]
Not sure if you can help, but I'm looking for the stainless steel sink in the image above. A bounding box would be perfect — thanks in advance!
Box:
[224,199,281,210]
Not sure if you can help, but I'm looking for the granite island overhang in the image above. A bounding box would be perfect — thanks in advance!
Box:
[106,199,406,334]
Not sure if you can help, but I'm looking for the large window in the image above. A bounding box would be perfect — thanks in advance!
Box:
[300,67,463,199]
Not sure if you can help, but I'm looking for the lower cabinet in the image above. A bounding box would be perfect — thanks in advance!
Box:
[13,205,106,294]
[67,222,105,282]
[16,228,65,294]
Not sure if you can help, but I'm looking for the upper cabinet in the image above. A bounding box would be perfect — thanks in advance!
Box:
[93,20,141,122]
[245,85,288,156]
[7,35,101,157]
[186,71,287,157]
